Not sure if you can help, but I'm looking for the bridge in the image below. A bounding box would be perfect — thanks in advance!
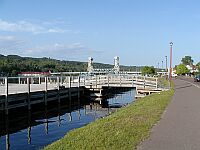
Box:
[0,57,168,115]
[50,56,167,76]
[0,73,162,114]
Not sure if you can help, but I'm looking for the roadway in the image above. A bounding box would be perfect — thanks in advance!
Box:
[138,76,200,150]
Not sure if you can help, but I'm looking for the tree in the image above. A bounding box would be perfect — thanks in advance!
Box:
[181,56,193,65]
[141,66,156,75]
[196,62,200,72]
[176,64,190,75]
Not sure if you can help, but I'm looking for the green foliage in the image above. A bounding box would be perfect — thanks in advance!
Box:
[176,64,190,75]
[0,54,143,76]
[0,55,79,76]
[44,88,174,150]
[181,56,193,65]
[141,66,156,75]
[0,55,88,76]
[196,62,200,72]
[158,77,170,88]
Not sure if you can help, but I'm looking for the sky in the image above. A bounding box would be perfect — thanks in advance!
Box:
[0,0,200,67]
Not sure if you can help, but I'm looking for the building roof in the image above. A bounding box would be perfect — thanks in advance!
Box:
[18,72,51,75]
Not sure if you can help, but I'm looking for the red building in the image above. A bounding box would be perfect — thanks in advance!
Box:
[18,71,51,77]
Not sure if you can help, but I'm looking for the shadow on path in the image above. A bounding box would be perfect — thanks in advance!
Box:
[175,84,192,90]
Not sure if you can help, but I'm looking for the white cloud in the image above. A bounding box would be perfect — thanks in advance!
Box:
[25,42,102,59]
[0,35,25,46]
[48,28,68,33]
[0,19,71,34]
[26,43,88,54]
[0,36,26,54]
[0,35,103,60]
[0,35,16,41]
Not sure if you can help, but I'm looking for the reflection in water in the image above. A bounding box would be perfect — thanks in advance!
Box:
[68,112,72,122]
[0,88,135,150]
[78,109,81,120]
[57,104,61,127]
[6,116,10,150]
[45,107,48,135]
[28,111,31,144]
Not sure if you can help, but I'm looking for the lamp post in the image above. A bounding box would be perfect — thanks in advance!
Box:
[169,42,173,83]
[162,61,163,70]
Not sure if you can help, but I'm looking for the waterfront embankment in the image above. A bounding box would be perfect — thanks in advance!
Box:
[44,83,174,150]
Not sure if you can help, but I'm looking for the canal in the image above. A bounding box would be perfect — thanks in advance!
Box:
[0,88,135,150]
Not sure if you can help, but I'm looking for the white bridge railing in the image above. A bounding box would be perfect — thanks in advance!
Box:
[0,74,159,113]
[0,74,158,95]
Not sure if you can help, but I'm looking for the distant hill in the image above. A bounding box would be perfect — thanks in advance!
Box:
[0,54,140,76]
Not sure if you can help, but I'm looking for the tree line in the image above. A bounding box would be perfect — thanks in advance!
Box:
[175,56,200,75]
[0,54,140,76]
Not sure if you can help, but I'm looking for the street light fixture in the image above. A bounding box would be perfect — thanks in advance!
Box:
[169,42,173,83]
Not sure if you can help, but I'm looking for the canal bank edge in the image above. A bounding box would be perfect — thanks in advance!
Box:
[44,84,174,150]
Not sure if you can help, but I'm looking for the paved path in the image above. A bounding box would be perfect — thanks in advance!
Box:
[138,77,200,150]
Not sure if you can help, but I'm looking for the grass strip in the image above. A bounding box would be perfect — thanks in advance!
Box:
[44,88,174,150]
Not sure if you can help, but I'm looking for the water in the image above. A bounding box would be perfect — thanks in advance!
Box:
[0,89,135,150]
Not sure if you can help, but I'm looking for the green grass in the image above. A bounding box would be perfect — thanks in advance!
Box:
[158,77,170,88]
[44,88,174,150]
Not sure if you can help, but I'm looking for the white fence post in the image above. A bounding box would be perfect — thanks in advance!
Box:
[96,75,97,88]
[44,77,48,106]
[5,77,8,115]
[156,78,158,89]
[107,75,110,87]
[78,76,80,99]
[120,74,122,87]
[39,76,41,84]
[27,77,31,110]
[132,75,134,87]
[68,76,71,101]
[57,76,60,103]
[143,76,146,89]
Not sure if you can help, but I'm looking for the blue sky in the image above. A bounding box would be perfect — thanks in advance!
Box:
[0,0,200,67]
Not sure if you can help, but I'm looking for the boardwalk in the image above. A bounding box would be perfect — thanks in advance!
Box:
[138,77,200,150]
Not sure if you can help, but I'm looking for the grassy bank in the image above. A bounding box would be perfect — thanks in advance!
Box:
[44,88,174,150]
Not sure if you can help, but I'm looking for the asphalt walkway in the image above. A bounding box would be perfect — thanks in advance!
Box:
[138,77,200,150]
